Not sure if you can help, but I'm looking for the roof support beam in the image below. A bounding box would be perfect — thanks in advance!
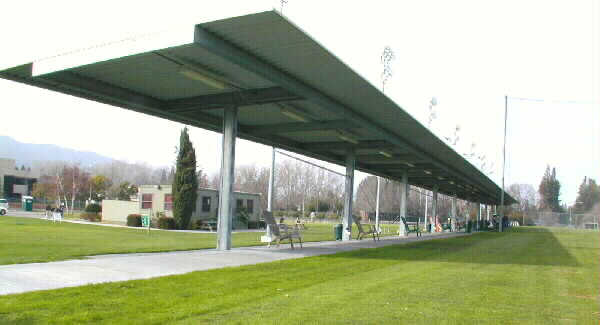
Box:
[246,119,356,135]
[303,140,394,151]
[165,86,302,112]
[193,26,496,199]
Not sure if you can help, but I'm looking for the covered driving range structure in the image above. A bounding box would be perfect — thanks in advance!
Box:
[0,11,515,250]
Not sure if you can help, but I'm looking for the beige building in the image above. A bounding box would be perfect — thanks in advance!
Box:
[103,185,262,229]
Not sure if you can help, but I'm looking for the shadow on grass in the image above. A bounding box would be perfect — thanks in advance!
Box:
[321,228,580,267]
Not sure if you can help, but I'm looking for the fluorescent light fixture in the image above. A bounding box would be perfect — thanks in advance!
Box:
[437,176,445,180]
[336,130,359,144]
[404,162,415,168]
[449,181,455,185]
[280,107,311,122]
[423,170,432,175]
[379,151,393,158]
[179,66,228,89]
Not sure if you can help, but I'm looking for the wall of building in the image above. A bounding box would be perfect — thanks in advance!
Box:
[102,199,139,224]
[0,158,38,198]
[138,185,173,218]
[136,185,262,229]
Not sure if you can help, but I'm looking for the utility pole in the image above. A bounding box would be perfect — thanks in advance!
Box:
[280,0,288,14]
[500,95,508,232]
[377,46,394,232]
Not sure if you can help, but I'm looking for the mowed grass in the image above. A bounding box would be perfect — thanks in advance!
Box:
[0,227,598,324]
[0,216,398,265]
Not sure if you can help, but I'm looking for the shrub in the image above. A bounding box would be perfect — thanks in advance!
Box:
[127,214,142,227]
[80,212,101,222]
[157,217,177,230]
[316,213,326,219]
[248,220,266,229]
[189,220,204,230]
[85,203,102,214]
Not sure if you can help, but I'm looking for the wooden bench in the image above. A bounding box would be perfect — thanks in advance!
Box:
[355,220,380,241]
[401,217,421,237]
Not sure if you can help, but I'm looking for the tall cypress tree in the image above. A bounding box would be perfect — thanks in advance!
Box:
[172,127,198,229]
[538,165,561,212]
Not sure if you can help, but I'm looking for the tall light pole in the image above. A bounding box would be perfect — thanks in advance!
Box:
[500,95,508,232]
[425,97,437,231]
[377,46,395,232]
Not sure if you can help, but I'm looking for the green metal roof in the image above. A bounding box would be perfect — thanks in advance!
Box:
[0,10,515,205]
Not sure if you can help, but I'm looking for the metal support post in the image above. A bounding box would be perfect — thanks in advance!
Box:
[476,203,481,230]
[398,171,408,236]
[342,149,355,241]
[217,106,238,251]
[451,196,457,229]
[267,147,275,212]
[375,176,381,233]
[431,185,438,233]
[424,192,429,231]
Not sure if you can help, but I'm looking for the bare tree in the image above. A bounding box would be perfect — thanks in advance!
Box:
[380,46,395,92]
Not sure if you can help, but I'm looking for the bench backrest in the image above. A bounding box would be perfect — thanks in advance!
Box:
[355,220,365,233]
[263,212,281,237]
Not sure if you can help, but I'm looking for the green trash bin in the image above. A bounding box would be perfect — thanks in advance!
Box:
[334,224,343,240]
[467,220,472,233]
[23,198,33,212]
[141,215,151,228]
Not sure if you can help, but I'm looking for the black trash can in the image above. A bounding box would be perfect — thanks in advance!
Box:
[334,224,343,240]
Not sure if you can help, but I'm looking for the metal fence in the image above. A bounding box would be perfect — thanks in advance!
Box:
[522,211,599,229]
[5,198,87,211]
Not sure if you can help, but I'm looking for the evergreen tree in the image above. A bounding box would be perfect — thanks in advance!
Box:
[538,165,561,212]
[575,177,600,212]
[159,169,167,184]
[172,127,198,229]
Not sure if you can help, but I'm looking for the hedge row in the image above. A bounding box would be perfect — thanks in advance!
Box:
[127,214,142,227]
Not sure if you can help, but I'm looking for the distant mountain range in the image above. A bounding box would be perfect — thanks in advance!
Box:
[0,136,114,167]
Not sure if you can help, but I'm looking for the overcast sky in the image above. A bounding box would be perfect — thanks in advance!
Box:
[0,0,598,205]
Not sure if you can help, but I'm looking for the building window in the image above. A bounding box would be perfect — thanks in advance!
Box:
[164,194,173,210]
[246,199,254,213]
[202,196,211,212]
[141,194,153,209]
[236,199,244,212]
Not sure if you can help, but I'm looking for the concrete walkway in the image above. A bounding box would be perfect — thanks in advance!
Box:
[0,232,468,295]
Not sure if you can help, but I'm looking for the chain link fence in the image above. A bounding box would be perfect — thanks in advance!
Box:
[522,211,599,229]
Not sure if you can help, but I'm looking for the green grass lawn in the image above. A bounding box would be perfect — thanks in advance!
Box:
[0,227,597,324]
[0,216,398,265]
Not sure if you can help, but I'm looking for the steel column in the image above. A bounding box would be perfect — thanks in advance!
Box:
[451,196,457,221]
[375,176,381,233]
[217,106,238,250]
[399,171,408,236]
[267,147,275,212]
[424,193,429,231]
[431,185,438,233]
[342,149,355,241]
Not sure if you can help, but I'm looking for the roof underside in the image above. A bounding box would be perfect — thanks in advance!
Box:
[0,11,515,205]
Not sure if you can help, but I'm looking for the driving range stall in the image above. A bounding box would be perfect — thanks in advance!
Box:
[0,10,515,250]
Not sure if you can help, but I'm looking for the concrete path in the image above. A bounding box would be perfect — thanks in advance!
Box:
[0,232,468,295]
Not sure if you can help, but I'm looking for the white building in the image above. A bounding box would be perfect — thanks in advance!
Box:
[102,185,262,229]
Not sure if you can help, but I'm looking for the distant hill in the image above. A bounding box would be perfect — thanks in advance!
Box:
[0,136,114,167]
